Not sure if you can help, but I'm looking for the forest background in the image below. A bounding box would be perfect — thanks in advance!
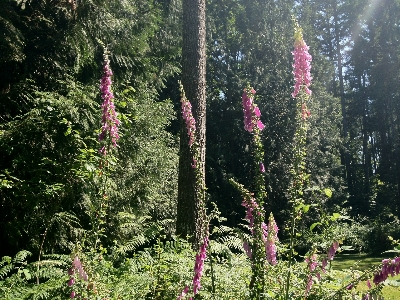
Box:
[1,0,400,299]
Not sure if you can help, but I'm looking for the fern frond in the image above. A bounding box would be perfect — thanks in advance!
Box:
[0,262,13,280]
[13,250,31,266]
[116,234,147,255]
[0,256,12,268]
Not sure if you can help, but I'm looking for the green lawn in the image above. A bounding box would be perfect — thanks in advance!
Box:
[332,254,400,300]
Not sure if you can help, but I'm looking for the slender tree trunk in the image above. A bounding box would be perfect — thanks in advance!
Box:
[176,0,206,248]
[361,74,371,212]
[333,4,352,192]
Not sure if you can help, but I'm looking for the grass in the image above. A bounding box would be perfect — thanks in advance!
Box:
[332,254,400,300]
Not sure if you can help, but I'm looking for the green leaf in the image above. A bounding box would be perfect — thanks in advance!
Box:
[330,213,341,221]
[295,203,310,213]
[302,204,311,213]
[23,269,31,280]
[310,222,322,232]
[323,188,332,198]
[64,126,72,136]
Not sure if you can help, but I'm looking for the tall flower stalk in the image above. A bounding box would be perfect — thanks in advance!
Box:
[177,83,208,299]
[284,19,313,300]
[68,255,89,299]
[228,85,273,299]
[243,86,268,299]
[94,51,120,249]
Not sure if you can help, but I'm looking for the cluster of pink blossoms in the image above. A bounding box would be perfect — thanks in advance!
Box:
[177,285,189,300]
[304,253,320,296]
[327,241,339,260]
[192,236,209,295]
[242,198,279,265]
[181,99,196,148]
[264,213,279,266]
[304,242,340,297]
[68,256,88,298]
[292,31,312,98]
[306,253,319,272]
[242,88,265,133]
[373,257,400,285]
[242,197,260,231]
[99,56,120,155]
[177,236,208,300]
[356,257,400,300]
[242,197,259,258]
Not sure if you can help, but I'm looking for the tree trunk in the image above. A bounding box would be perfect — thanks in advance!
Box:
[333,3,352,192]
[361,73,371,212]
[176,0,206,248]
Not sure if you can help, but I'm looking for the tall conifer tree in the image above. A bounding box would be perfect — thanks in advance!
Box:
[176,0,207,247]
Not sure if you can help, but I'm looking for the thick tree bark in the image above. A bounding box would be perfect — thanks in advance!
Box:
[176,0,206,248]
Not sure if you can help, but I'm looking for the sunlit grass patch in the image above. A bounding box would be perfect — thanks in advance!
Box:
[332,254,400,300]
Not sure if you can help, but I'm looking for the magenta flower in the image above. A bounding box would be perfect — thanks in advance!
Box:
[68,277,74,287]
[373,257,400,285]
[181,99,196,148]
[292,29,312,98]
[242,197,260,232]
[259,162,265,173]
[242,88,264,133]
[316,272,321,280]
[191,158,197,169]
[366,279,372,289]
[321,258,328,273]
[305,274,313,296]
[68,255,88,297]
[243,241,252,258]
[177,285,189,300]
[327,241,339,261]
[265,213,279,266]
[176,235,208,300]
[305,253,318,272]
[192,236,208,295]
[99,55,120,152]
[257,120,265,130]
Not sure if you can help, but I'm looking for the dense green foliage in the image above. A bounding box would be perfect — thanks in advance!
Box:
[0,0,180,257]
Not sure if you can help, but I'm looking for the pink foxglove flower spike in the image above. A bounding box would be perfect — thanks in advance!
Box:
[192,236,208,295]
[99,54,120,154]
[242,87,264,133]
[292,27,312,98]
[181,99,196,148]
[265,213,279,266]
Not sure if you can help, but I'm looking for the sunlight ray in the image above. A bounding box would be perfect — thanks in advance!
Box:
[352,0,381,40]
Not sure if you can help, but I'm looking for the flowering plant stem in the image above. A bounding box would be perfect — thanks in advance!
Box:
[284,20,312,300]
[229,85,270,299]
[92,49,120,250]
[284,92,310,299]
